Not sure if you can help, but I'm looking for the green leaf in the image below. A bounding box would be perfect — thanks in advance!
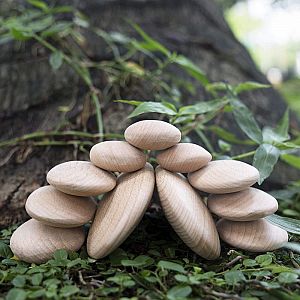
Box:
[53,249,68,260]
[157,260,185,273]
[115,100,142,106]
[31,273,43,286]
[173,55,209,86]
[49,51,63,70]
[60,285,79,297]
[234,81,270,94]
[266,214,300,235]
[178,99,227,116]
[255,254,273,266]
[167,286,192,299]
[275,109,290,140]
[10,28,31,41]
[12,275,26,288]
[253,144,280,184]
[27,0,49,11]
[230,97,263,144]
[6,288,27,300]
[131,23,170,56]
[41,21,72,37]
[0,241,13,258]
[277,272,298,284]
[281,154,300,170]
[128,102,177,118]
[224,270,246,285]
[121,255,154,268]
[206,82,228,94]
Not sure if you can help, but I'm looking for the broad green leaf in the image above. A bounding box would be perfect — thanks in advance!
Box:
[178,99,227,116]
[281,154,300,170]
[131,23,170,56]
[275,109,290,140]
[157,260,185,273]
[0,241,13,258]
[60,285,79,297]
[206,82,228,94]
[230,97,263,144]
[277,272,299,284]
[262,127,288,144]
[121,255,154,268]
[266,214,300,234]
[128,102,177,118]
[27,0,49,11]
[167,286,192,299]
[31,273,43,286]
[6,288,27,300]
[234,81,270,94]
[12,275,26,288]
[224,270,246,285]
[173,55,209,86]
[53,249,68,260]
[255,254,273,266]
[115,100,142,106]
[49,51,63,70]
[10,28,31,41]
[253,144,280,184]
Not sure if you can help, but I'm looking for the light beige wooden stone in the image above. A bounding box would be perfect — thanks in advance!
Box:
[87,163,155,259]
[10,219,85,263]
[47,161,116,196]
[207,187,278,221]
[217,218,288,252]
[188,160,259,194]
[155,166,220,260]
[124,120,181,150]
[26,186,96,227]
[90,141,147,173]
[157,143,212,173]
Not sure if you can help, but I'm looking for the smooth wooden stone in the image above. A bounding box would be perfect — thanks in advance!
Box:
[10,219,85,263]
[188,160,259,194]
[47,161,116,196]
[157,143,212,173]
[217,218,288,252]
[87,163,155,259]
[124,120,181,150]
[26,186,96,228]
[207,187,278,221]
[155,166,220,260]
[90,141,147,173]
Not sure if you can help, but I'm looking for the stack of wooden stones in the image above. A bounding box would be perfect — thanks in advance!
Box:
[10,120,288,264]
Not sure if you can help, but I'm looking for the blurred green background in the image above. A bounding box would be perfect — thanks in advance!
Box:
[219,0,300,117]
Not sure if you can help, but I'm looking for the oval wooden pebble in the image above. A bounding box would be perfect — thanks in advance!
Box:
[217,218,288,252]
[47,161,116,196]
[156,166,220,260]
[188,160,259,194]
[207,187,278,221]
[26,186,96,227]
[157,143,212,173]
[87,163,155,259]
[90,141,147,173]
[124,120,181,150]
[10,219,85,263]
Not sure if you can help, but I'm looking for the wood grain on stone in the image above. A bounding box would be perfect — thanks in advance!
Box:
[156,166,220,260]
[87,163,155,259]
[46,161,116,196]
[90,141,147,173]
[10,219,85,263]
[157,143,212,173]
[207,187,278,221]
[188,160,259,194]
[124,120,181,150]
[217,218,288,252]
[25,186,96,227]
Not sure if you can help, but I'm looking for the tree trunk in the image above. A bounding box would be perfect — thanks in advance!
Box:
[0,0,298,228]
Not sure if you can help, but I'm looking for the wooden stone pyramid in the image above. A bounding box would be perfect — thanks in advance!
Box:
[10,120,288,263]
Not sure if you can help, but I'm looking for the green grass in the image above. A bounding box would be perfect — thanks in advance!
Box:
[1,216,300,300]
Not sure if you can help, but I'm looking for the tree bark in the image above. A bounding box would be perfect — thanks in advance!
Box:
[0,0,298,228]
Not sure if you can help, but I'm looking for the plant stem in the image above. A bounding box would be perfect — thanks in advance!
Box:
[231,150,256,160]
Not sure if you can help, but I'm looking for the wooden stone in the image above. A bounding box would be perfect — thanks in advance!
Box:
[217,218,288,252]
[90,141,147,173]
[156,166,220,260]
[188,160,259,194]
[87,163,155,259]
[157,143,212,173]
[47,161,116,196]
[10,219,85,263]
[26,186,96,228]
[207,187,278,221]
[124,120,181,150]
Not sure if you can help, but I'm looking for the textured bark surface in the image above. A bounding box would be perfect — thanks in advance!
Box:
[0,0,297,227]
